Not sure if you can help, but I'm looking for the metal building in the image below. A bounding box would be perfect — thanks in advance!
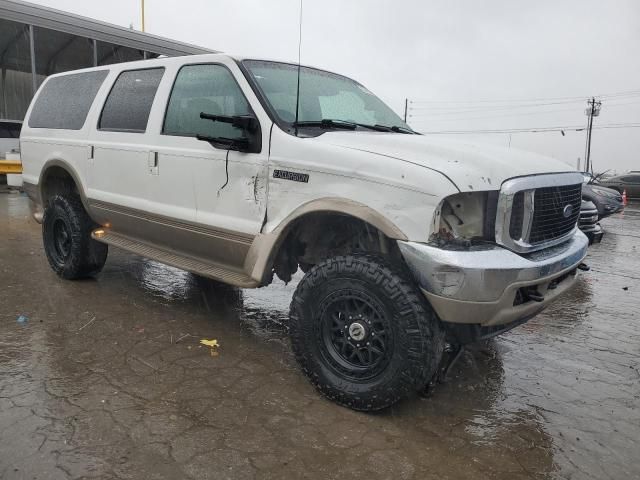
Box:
[0,0,212,120]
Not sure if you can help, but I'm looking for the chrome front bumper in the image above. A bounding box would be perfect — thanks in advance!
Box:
[398,230,589,326]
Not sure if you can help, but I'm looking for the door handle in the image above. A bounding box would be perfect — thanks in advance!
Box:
[148,151,159,175]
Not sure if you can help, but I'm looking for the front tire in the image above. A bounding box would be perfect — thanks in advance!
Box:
[289,254,444,411]
[42,194,108,279]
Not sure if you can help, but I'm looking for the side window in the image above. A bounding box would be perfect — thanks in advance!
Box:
[28,70,108,130]
[163,64,250,139]
[99,68,164,132]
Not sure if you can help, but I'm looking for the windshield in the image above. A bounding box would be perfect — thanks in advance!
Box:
[243,60,410,134]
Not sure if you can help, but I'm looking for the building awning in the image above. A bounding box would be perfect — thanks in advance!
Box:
[0,0,214,62]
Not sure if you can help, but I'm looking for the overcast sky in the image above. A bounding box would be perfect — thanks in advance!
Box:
[31,0,640,172]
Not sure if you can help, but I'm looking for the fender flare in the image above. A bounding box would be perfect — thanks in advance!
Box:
[37,159,91,213]
[244,197,408,283]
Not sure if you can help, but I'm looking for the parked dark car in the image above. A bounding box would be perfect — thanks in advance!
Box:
[579,200,603,245]
[582,173,624,219]
[598,173,640,198]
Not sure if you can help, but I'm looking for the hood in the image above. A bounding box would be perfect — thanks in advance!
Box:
[312,132,574,192]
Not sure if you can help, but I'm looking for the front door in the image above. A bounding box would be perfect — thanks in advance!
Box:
[150,63,268,270]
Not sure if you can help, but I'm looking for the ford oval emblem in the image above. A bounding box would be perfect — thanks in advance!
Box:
[563,204,574,218]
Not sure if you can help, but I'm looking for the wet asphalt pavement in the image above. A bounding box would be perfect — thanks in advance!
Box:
[1,191,639,480]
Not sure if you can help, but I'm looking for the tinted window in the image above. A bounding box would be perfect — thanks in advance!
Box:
[28,71,108,129]
[0,122,21,138]
[100,68,164,132]
[163,64,250,140]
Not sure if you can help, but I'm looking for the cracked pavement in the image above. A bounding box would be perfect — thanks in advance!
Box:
[1,192,639,479]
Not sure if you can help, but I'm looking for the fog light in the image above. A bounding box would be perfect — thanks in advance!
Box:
[431,266,465,296]
[93,229,105,238]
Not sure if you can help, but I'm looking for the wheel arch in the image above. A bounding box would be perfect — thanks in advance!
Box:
[244,197,408,284]
[38,159,91,213]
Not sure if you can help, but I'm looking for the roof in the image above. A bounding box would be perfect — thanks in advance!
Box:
[0,0,214,57]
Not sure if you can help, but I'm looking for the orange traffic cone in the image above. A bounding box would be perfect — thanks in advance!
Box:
[622,189,628,206]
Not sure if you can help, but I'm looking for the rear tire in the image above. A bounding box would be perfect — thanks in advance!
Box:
[42,194,108,279]
[289,254,444,411]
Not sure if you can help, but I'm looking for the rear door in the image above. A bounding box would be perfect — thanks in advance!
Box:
[87,67,172,238]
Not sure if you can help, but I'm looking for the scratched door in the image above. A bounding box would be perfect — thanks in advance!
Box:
[152,63,268,270]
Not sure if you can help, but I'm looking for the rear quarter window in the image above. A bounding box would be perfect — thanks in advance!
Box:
[28,70,109,130]
[99,68,164,133]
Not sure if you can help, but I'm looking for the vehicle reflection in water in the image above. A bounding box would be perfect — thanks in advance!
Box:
[132,257,292,341]
[126,255,558,476]
[520,274,594,336]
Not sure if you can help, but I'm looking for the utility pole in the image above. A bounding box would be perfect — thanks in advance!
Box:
[141,0,146,32]
[584,97,601,173]
[403,98,408,123]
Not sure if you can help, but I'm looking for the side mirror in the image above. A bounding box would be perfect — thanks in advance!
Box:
[196,113,261,153]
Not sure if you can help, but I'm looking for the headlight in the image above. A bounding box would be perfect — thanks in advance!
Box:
[430,191,498,244]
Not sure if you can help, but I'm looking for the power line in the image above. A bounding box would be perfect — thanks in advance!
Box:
[408,89,640,106]
[408,99,587,114]
[410,104,592,121]
[408,95,640,116]
[408,99,640,122]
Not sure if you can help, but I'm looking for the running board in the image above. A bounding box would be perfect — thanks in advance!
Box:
[92,229,259,288]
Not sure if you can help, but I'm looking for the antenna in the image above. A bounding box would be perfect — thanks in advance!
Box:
[294,0,303,137]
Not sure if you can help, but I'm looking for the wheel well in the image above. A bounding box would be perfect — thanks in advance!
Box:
[269,212,402,283]
[40,166,79,205]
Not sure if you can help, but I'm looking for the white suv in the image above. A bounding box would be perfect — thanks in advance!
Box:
[20,54,588,410]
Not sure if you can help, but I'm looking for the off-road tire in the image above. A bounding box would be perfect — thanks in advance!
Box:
[42,194,108,279]
[289,254,444,411]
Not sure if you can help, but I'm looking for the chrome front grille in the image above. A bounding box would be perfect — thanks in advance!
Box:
[508,191,525,240]
[528,184,582,243]
[496,173,584,253]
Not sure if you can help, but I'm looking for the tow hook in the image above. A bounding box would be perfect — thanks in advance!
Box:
[527,290,545,302]
[577,262,590,272]
[523,285,544,302]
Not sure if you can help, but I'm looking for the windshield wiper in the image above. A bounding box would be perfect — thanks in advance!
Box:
[378,124,415,134]
[293,119,402,132]
[589,169,610,184]
[293,119,417,134]
[293,119,357,130]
